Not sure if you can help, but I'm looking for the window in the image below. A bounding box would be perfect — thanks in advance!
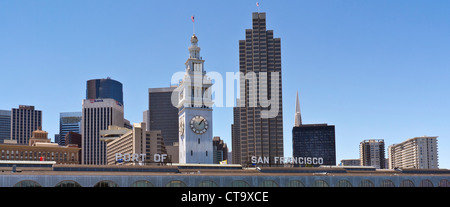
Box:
[191,150,193,156]
[206,151,208,156]
[198,138,200,144]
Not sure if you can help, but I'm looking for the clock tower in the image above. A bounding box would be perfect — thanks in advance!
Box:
[176,33,213,164]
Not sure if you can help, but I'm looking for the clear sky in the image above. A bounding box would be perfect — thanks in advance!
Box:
[0,0,449,168]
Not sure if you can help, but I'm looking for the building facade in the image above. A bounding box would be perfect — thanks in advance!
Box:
[10,105,42,145]
[175,33,214,164]
[86,78,124,105]
[147,86,179,146]
[59,112,82,146]
[81,98,124,165]
[292,124,336,167]
[233,12,284,165]
[388,136,439,169]
[360,139,386,169]
[100,123,168,165]
[0,110,11,143]
[213,136,228,164]
[340,159,361,166]
[0,128,80,164]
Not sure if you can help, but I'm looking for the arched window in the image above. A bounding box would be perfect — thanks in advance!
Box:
[380,179,395,187]
[439,179,449,187]
[259,180,279,187]
[400,179,415,187]
[198,180,218,187]
[312,180,329,187]
[420,179,434,187]
[166,180,187,187]
[131,180,154,187]
[55,180,82,187]
[336,180,352,187]
[14,180,41,187]
[359,179,374,187]
[94,180,118,187]
[287,180,305,187]
[229,180,251,187]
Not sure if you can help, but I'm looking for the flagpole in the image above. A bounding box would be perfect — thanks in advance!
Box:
[192,15,195,34]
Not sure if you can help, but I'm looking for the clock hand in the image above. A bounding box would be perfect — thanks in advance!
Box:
[199,120,204,125]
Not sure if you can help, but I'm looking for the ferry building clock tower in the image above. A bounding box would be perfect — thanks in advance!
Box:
[176,33,213,164]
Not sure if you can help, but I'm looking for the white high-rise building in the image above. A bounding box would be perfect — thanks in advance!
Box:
[175,33,213,164]
[388,136,439,169]
[81,98,124,165]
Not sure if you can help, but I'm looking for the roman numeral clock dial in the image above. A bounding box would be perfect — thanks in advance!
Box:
[190,116,208,134]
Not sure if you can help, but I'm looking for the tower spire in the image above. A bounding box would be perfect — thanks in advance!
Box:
[295,91,302,126]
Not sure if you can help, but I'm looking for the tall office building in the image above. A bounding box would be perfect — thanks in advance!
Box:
[231,106,240,165]
[388,136,439,169]
[86,78,124,105]
[147,86,179,146]
[360,139,386,169]
[232,12,284,165]
[59,112,82,146]
[292,92,336,166]
[0,110,11,143]
[213,136,229,164]
[10,105,42,145]
[82,98,124,165]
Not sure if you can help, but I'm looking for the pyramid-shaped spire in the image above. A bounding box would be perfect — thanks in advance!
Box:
[294,91,302,126]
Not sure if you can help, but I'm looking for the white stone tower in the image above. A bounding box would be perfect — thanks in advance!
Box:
[176,33,214,164]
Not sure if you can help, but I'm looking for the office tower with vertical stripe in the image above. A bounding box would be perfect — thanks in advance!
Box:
[233,12,284,165]
[10,105,42,145]
[81,99,124,165]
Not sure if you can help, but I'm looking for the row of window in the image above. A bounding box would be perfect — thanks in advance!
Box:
[11,179,449,187]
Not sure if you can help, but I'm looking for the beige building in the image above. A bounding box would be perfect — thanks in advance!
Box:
[0,128,80,164]
[360,139,385,169]
[100,123,169,165]
[388,136,439,169]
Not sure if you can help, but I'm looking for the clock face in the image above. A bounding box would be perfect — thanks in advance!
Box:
[190,115,208,134]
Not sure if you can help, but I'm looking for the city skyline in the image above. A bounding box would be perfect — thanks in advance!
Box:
[0,1,449,168]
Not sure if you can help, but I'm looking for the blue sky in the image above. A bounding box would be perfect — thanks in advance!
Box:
[0,0,449,168]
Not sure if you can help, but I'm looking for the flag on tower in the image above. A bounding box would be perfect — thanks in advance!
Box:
[256,2,260,7]
[191,16,195,22]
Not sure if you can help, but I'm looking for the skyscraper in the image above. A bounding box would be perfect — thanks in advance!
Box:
[0,110,11,143]
[81,98,124,165]
[59,112,82,146]
[86,78,124,105]
[147,86,179,146]
[388,136,439,169]
[232,12,284,165]
[360,139,386,169]
[292,92,336,166]
[82,78,124,165]
[10,105,42,145]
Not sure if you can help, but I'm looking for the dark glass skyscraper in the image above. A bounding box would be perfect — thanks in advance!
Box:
[0,110,11,143]
[232,12,284,165]
[146,87,179,146]
[292,124,336,167]
[86,78,124,105]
